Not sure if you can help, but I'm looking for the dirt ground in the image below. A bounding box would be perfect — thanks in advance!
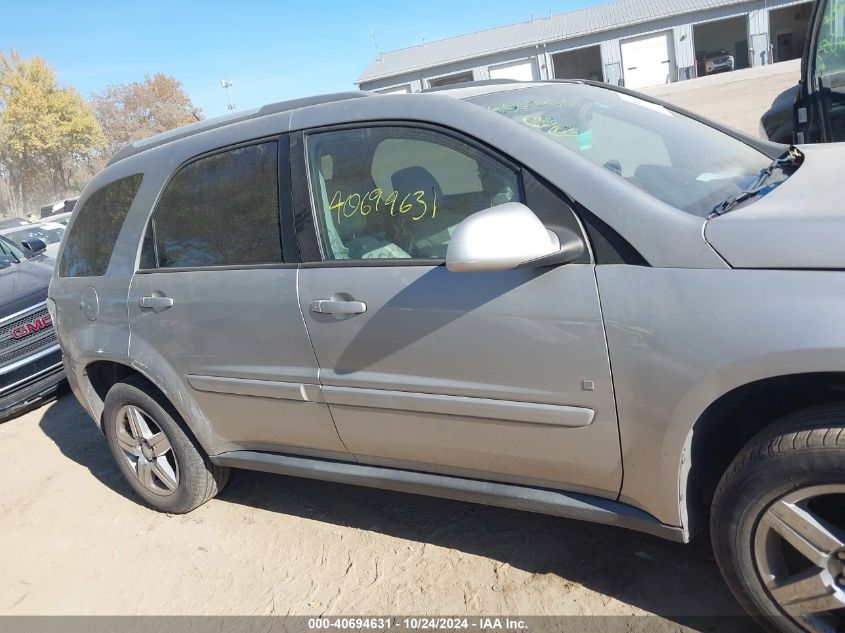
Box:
[0,392,755,629]
[641,59,801,136]
[0,67,799,629]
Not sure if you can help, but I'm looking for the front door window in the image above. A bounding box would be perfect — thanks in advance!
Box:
[305,126,521,261]
[815,0,845,77]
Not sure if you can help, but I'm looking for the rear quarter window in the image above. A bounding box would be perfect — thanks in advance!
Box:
[58,174,143,277]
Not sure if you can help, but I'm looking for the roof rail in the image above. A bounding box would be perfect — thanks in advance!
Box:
[107,91,371,166]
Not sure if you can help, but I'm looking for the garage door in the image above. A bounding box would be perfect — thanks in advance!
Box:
[489,59,538,81]
[621,31,674,89]
[376,84,411,94]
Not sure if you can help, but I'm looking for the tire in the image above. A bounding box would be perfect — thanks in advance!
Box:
[711,405,845,633]
[102,375,229,513]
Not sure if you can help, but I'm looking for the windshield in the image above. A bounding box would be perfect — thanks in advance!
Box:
[5,223,65,245]
[0,234,29,269]
[468,84,775,217]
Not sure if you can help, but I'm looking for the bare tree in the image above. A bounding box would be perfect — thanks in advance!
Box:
[91,73,203,161]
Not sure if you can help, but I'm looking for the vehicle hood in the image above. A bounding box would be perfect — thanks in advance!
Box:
[0,256,53,320]
[705,143,845,269]
[45,243,60,259]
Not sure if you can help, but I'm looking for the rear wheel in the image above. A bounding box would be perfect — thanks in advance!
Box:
[711,406,845,633]
[103,376,229,513]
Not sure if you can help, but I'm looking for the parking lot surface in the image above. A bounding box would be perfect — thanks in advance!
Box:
[0,393,753,627]
[641,59,800,136]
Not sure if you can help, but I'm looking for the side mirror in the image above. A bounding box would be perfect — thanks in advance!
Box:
[21,238,47,256]
[446,202,585,273]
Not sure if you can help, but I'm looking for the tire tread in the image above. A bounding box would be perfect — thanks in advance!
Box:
[104,375,229,513]
[710,404,845,632]
[713,405,845,517]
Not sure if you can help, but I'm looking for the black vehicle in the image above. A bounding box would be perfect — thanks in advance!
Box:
[0,235,64,420]
[760,84,801,143]
[761,0,845,143]
[39,197,77,220]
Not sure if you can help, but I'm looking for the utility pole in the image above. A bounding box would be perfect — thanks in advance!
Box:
[371,30,383,61]
[220,79,235,111]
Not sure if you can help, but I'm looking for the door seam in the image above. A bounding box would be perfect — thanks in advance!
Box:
[592,264,625,502]
[295,267,357,460]
[126,270,135,359]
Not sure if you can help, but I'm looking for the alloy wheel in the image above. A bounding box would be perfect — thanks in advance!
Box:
[753,484,845,633]
[114,404,180,496]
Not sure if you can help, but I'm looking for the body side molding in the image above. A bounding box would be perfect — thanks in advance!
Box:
[322,385,595,428]
[210,450,683,542]
[187,375,323,402]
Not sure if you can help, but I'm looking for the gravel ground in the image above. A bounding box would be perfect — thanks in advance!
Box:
[641,59,801,136]
[0,393,755,630]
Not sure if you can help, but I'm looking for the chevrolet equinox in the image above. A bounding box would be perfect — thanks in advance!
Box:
[49,81,845,632]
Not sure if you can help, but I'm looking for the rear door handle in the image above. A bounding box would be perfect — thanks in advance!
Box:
[139,295,174,312]
[310,299,367,315]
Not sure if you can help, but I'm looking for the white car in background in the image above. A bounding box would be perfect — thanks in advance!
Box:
[0,220,66,258]
[704,49,736,74]
[42,211,71,226]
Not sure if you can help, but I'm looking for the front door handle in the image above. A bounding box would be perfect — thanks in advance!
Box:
[139,295,174,313]
[310,298,367,315]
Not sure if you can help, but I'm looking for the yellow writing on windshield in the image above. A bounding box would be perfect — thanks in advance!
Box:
[487,98,572,115]
[329,188,437,223]
[521,113,578,137]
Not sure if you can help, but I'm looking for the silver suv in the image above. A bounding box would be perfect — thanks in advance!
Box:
[49,81,845,632]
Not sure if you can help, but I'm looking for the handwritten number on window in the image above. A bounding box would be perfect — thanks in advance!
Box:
[329,188,437,223]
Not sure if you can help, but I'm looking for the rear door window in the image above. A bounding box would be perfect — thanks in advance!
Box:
[142,141,281,269]
[59,174,143,277]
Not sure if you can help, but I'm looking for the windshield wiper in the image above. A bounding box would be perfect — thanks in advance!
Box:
[709,146,803,218]
[0,239,22,264]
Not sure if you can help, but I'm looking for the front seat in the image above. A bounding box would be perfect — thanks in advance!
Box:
[390,166,449,258]
[390,166,444,203]
[327,166,409,260]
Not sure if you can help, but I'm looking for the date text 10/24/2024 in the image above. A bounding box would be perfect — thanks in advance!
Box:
[307,617,529,631]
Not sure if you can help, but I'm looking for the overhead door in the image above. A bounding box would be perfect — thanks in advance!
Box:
[621,31,675,89]
[488,59,538,81]
[376,84,411,94]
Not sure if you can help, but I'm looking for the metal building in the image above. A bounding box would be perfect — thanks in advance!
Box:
[357,0,813,93]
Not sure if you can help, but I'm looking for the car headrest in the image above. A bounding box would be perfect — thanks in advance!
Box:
[390,166,443,198]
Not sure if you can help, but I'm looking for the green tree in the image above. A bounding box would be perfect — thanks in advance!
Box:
[92,73,203,158]
[0,50,104,217]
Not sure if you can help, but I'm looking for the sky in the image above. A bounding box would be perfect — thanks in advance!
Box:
[2,0,600,118]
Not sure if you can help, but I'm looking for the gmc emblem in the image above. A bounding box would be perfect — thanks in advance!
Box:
[12,315,52,340]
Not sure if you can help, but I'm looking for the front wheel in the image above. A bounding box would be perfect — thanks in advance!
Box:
[102,376,229,513]
[711,406,845,633]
